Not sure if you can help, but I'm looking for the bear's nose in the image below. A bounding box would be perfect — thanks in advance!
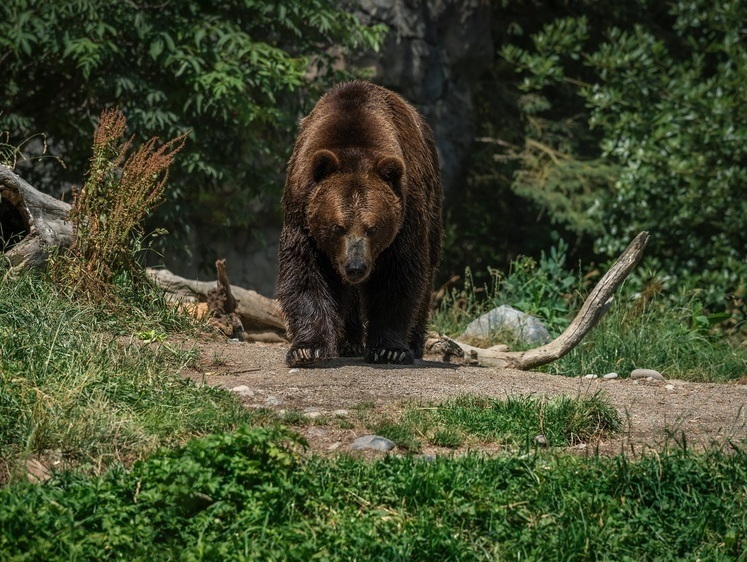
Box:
[344,260,369,281]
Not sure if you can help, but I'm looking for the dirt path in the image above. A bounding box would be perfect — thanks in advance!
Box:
[181,339,747,456]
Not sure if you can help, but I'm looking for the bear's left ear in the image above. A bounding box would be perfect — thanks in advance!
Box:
[311,149,340,183]
[376,156,405,191]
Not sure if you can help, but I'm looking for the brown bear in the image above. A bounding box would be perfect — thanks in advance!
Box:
[276,81,443,367]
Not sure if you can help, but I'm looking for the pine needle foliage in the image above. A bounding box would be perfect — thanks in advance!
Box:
[53,108,187,302]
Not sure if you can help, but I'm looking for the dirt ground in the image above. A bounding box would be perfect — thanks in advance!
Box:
[180,338,747,457]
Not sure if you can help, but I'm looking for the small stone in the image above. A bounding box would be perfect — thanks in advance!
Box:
[665,384,675,391]
[332,409,350,417]
[265,395,282,406]
[230,385,255,397]
[303,410,323,419]
[289,368,300,374]
[602,372,619,380]
[351,435,396,452]
[630,368,665,381]
[328,442,342,451]
[584,374,598,379]
[26,458,52,483]
[534,434,548,447]
[306,427,329,438]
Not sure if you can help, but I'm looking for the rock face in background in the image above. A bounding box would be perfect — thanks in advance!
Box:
[356,0,493,195]
[165,1,492,295]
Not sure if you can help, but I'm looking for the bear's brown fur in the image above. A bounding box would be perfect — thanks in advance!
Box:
[276,81,443,367]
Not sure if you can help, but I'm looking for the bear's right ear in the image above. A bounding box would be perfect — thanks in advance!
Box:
[376,156,405,192]
[311,149,340,183]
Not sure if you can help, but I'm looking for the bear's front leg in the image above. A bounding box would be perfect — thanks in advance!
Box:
[276,227,343,367]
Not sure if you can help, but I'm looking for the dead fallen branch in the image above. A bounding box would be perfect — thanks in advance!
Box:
[430,231,650,369]
[146,266,285,333]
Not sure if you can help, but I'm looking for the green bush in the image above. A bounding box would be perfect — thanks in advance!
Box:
[501,0,747,296]
[0,0,385,245]
[2,427,746,560]
[434,240,584,339]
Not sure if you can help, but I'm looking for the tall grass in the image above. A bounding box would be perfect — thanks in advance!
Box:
[0,267,251,481]
[542,292,747,381]
[1,426,745,560]
[51,108,187,303]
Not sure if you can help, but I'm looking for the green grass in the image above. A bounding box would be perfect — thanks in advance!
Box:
[366,393,621,452]
[0,268,253,480]
[1,426,745,560]
[541,295,747,382]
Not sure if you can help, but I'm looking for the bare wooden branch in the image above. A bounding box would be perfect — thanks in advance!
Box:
[1,166,72,270]
[438,231,650,369]
[146,266,285,332]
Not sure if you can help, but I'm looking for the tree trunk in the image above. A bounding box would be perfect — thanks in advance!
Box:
[0,166,72,270]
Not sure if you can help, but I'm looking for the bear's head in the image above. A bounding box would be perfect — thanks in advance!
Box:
[306,149,405,285]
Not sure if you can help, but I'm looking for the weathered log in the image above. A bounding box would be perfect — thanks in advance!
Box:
[0,166,72,270]
[432,231,650,369]
[146,266,285,332]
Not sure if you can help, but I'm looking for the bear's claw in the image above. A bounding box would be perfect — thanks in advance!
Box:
[365,348,414,365]
[287,347,326,367]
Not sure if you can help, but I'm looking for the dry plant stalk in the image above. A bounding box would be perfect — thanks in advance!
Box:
[53,108,188,300]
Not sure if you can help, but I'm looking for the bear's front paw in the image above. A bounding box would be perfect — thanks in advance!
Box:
[286,347,328,367]
[365,348,414,365]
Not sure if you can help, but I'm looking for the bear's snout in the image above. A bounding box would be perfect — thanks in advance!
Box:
[341,236,371,283]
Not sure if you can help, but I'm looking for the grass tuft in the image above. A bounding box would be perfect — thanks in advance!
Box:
[356,393,621,452]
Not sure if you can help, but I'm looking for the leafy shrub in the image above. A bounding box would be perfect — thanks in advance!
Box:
[501,0,747,296]
[2,427,746,560]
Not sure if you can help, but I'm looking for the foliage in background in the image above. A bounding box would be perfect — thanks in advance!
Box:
[52,108,186,302]
[1,426,746,559]
[0,265,252,481]
[0,0,385,253]
[499,0,747,298]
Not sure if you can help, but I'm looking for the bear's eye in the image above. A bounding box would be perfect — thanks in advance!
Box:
[366,225,378,237]
[332,225,346,236]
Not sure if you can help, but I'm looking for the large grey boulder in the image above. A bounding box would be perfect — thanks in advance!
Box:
[461,305,551,346]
